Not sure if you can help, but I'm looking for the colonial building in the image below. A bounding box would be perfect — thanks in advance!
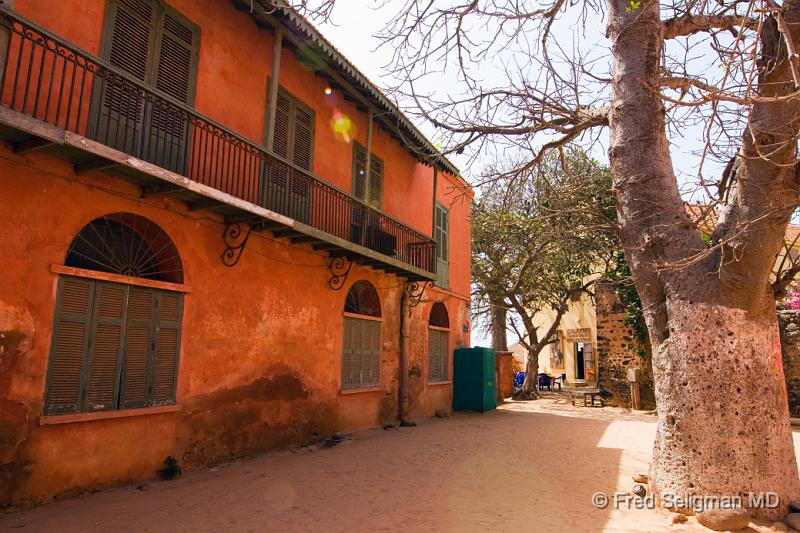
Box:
[0,0,472,506]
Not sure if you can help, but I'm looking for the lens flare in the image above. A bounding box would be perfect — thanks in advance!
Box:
[330,109,355,143]
[324,87,332,96]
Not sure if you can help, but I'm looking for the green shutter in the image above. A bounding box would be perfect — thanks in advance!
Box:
[83,282,127,412]
[105,0,157,82]
[367,319,381,386]
[352,144,367,202]
[292,102,315,171]
[95,0,157,154]
[147,5,199,172]
[368,154,383,209]
[45,278,183,415]
[352,144,383,208]
[152,291,182,404]
[44,277,95,414]
[152,6,199,104]
[434,204,450,289]
[342,316,380,389]
[428,329,449,382]
[121,287,154,408]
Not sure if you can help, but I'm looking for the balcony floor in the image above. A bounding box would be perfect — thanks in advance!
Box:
[0,106,436,282]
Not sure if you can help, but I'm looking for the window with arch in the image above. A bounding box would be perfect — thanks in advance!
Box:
[45,214,184,415]
[341,281,382,389]
[428,302,450,382]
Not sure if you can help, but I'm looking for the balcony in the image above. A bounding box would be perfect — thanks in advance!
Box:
[0,10,436,281]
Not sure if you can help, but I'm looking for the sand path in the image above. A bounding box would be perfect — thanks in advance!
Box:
[1,397,798,532]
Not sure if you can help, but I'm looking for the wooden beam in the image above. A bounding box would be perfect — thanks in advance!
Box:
[12,137,54,154]
[264,28,283,153]
[365,106,374,181]
[188,198,222,211]
[142,183,184,198]
[313,243,340,251]
[74,158,118,175]
[272,228,300,239]
[290,235,322,244]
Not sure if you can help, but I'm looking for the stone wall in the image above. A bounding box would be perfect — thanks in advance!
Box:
[595,279,656,409]
[778,310,800,417]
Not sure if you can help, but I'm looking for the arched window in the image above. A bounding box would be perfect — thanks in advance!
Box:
[428,302,450,382]
[342,281,382,389]
[66,213,183,283]
[45,214,184,415]
[344,280,381,317]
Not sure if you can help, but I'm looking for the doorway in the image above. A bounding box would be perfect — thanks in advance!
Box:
[575,342,586,380]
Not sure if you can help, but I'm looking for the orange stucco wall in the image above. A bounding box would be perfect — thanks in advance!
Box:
[0,0,472,506]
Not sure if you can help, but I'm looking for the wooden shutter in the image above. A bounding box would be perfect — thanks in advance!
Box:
[121,287,154,408]
[148,5,198,172]
[83,282,127,412]
[366,319,381,386]
[342,316,355,388]
[106,0,156,82]
[152,7,199,104]
[368,155,383,208]
[272,90,292,159]
[45,278,95,414]
[152,291,182,404]
[292,102,315,171]
[428,329,449,382]
[352,144,367,201]
[434,204,450,289]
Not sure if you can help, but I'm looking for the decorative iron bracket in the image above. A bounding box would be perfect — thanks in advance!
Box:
[221,222,253,267]
[327,255,354,290]
[405,281,433,309]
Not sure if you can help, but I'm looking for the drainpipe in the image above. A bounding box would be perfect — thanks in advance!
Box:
[399,288,411,424]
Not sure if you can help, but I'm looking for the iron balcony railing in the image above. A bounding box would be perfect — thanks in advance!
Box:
[0,10,436,273]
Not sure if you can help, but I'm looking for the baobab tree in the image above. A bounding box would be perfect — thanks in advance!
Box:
[289,0,800,519]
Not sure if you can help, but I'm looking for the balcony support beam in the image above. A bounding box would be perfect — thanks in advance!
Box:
[13,137,54,154]
[74,158,118,176]
[141,184,184,198]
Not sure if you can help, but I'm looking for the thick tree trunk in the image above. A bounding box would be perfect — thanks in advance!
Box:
[606,0,800,519]
[491,303,508,352]
[649,299,800,519]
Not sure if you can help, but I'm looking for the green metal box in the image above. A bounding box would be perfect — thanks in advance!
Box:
[452,347,497,412]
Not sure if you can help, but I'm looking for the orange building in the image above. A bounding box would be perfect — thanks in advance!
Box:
[0,0,472,506]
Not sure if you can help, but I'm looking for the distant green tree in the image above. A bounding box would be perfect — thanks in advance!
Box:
[472,148,618,398]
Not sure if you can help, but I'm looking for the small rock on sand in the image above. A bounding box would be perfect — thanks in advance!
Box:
[632,473,648,483]
[786,513,800,531]
[696,508,750,532]
[632,484,646,498]
[670,513,687,524]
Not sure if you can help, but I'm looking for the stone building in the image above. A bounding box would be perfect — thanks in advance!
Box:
[778,311,800,417]
[594,280,655,409]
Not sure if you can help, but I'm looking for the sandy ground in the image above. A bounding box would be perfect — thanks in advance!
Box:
[2,396,799,533]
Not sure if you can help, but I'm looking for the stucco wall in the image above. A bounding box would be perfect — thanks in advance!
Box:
[0,136,468,507]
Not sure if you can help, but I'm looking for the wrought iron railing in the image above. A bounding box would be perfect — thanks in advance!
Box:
[0,10,436,274]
